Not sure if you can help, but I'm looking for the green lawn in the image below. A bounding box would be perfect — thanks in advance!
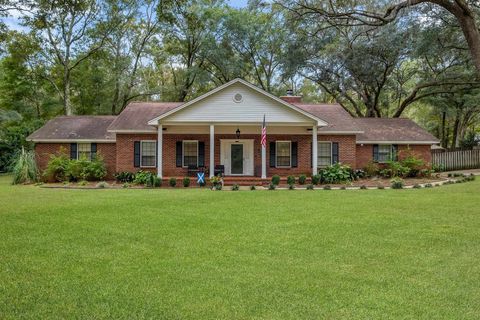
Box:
[0,175,479,319]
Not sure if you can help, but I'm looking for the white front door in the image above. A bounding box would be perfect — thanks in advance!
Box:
[220,139,254,176]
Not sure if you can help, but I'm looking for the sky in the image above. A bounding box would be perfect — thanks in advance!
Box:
[228,0,249,8]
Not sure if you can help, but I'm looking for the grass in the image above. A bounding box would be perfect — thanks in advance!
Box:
[0,175,479,319]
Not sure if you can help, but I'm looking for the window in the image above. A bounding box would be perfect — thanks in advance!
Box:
[77,143,91,160]
[378,144,393,163]
[318,142,332,167]
[141,141,156,167]
[183,141,198,167]
[276,141,291,167]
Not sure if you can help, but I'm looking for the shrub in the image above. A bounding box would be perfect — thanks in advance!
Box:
[84,155,107,181]
[319,163,352,184]
[340,186,346,190]
[385,161,411,178]
[323,185,331,190]
[209,175,222,188]
[288,184,295,190]
[250,185,256,190]
[12,148,38,185]
[364,161,379,177]
[65,157,88,182]
[271,175,281,186]
[424,183,433,188]
[311,174,320,185]
[419,169,432,178]
[122,183,130,188]
[400,152,425,177]
[96,181,108,188]
[360,185,367,189]
[115,171,135,183]
[431,164,444,173]
[146,175,161,188]
[214,184,222,190]
[298,174,307,185]
[183,177,191,187]
[287,175,295,185]
[133,170,153,185]
[61,155,107,182]
[306,184,314,190]
[79,180,88,186]
[377,185,385,190]
[352,169,366,180]
[44,149,69,182]
[169,177,177,187]
[390,177,404,189]
[379,168,393,178]
[413,184,421,189]
[268,183,276,190]
[232,184,240,191]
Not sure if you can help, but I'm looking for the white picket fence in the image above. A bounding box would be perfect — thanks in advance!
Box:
[432,149,480,171]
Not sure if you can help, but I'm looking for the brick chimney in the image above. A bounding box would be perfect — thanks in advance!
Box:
[280,89,302,104]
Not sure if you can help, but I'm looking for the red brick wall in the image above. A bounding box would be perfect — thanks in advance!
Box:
[34,143,116,179]
[116,133,356,177]
[35,143,70,173]
[356,144,432,169]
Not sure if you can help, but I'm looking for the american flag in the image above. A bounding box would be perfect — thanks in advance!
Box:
[261,115,267,148]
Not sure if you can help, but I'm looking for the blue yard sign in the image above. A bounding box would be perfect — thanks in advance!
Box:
[197,172,205,185]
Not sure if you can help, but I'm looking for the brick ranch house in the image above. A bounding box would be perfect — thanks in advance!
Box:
[28,78,439,180]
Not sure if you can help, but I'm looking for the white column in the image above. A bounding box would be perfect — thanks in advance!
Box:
[312,124,318,176]
[209,124,215,178]
[261,128,266,179]
[157,124,162,178]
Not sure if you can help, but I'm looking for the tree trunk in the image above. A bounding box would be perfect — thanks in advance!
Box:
[63,69,72,115]
[451,5,480,73]
[441,111,447,148]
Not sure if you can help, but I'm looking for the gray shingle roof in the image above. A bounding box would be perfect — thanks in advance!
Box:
[107,102,182,132]
[293,103,362,133]
[27,116,117,141]
[355,118,439,143]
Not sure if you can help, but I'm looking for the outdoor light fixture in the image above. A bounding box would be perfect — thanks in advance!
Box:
[236,128,241,139]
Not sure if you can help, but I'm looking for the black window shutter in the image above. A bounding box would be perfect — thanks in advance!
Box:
[373,144,379,162]
[134,141,140,167]
[198,141,205,167]
[392,144,399,161]
[269,142,276,168]
[332,142,339,164]
[176,141,183,167]
[90,143,97,160]
[291,142,298,167]
[70,143,77,160]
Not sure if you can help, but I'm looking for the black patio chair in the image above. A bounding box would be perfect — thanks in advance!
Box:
[187,165,198,177]
[214,165,225,177]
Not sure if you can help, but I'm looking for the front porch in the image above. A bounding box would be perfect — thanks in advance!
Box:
[154,124,321,179]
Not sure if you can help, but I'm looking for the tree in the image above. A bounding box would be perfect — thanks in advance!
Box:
[158,0,223,102]
[21,0,108,115]
[279,0,480,74]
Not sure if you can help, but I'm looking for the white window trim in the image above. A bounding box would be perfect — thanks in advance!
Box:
[140,140,157,168]
[182,140,199,168]
[377,144,393,164]
[77,142,92,161]
[317,141,333,168]
[275,141,292,168]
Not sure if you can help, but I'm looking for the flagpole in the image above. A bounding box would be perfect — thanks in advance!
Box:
[261,115,266,179]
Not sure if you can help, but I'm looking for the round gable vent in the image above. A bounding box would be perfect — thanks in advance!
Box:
[233,93,243,103]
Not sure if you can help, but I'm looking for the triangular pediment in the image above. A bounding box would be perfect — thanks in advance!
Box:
[148,79,327,125]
